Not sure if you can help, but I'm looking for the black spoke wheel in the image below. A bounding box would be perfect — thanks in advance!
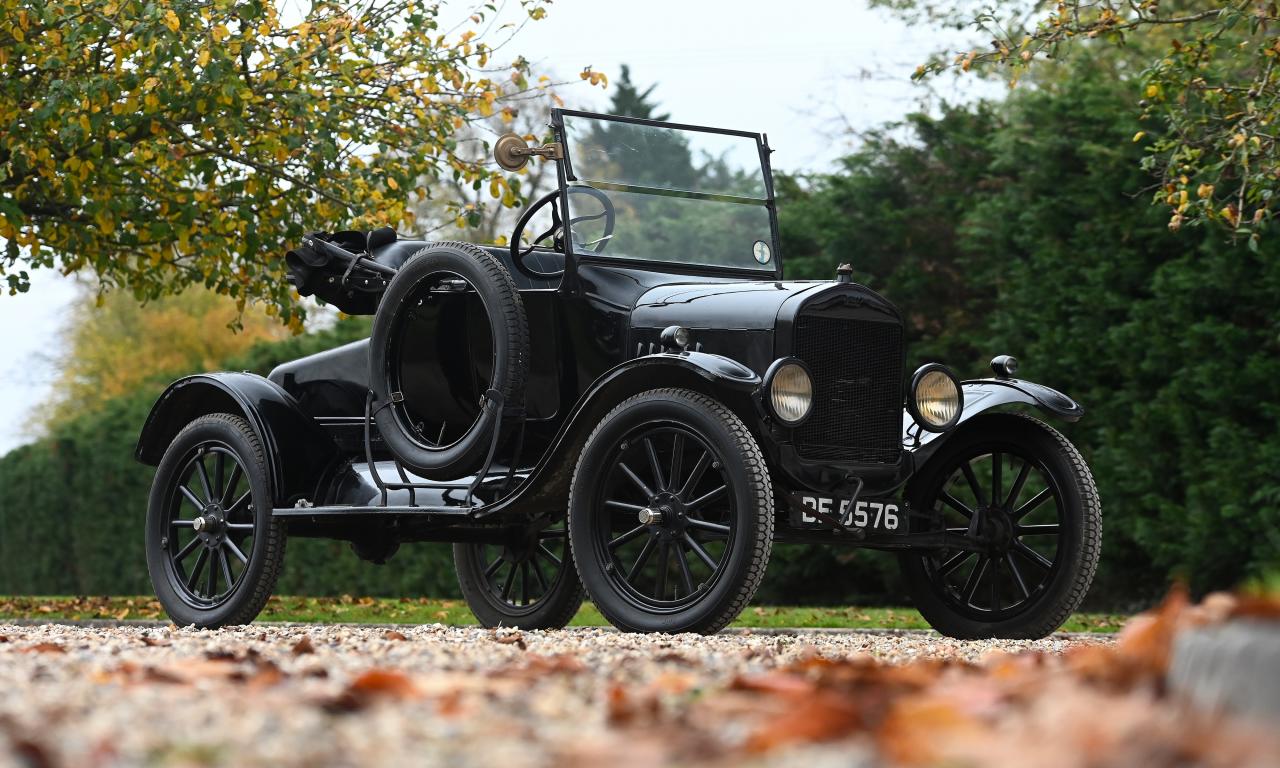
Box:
[145,414,285,628]
[899,413,1100,639]
[453,523,584,629]
[570,389,773,635]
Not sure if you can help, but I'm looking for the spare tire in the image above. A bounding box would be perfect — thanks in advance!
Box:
[369,241,529,480]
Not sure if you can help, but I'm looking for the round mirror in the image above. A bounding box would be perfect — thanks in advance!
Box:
[494,133,530,172]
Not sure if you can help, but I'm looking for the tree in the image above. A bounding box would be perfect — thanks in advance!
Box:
[874,1,1280,245]
[778,46,1280,601]
[0,0,603,326]
[43,285,287,430]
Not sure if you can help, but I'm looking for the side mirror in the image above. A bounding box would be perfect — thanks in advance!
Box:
[493,133,564,172]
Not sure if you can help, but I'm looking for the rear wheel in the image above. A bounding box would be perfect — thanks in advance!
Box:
[569,389,773,634]
[899,413,1100,639]
[145,414,285,628]
[453,522,584,629]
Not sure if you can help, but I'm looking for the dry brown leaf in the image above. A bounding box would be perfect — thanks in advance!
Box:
[140,635,170,647]
[324,668,421,712]
[291,636,316,655]
[383,630,409,642]
[22,642,65,655]
[744,689,863,752]
[877,694,988,766]
[492,631,526,650]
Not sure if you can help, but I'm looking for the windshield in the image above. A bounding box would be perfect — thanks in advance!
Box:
[559,112,776,272]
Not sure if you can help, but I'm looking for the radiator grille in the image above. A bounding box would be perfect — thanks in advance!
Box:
[793,314,903,464]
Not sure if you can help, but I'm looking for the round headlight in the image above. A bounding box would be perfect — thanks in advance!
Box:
[909,364,962,432]
[766,359,813,425]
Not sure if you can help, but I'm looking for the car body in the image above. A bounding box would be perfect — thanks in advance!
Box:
[137,109,1100,637]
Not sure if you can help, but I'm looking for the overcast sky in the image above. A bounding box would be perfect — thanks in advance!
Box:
[0,0,995,455]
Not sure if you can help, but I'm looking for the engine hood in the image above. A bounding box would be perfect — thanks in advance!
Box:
[630,280,828,330]
[630,280,898,331]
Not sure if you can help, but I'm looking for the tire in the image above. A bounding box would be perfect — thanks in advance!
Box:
[145,414,286,628]
[569,388,773,634]
[453,522,584,629]
[898,412,1101,639]
[369,241,529,479]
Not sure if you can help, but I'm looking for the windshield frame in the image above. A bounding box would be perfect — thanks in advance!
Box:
[550,108,783,282]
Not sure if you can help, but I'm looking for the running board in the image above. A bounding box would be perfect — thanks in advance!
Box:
[272,504,475,517]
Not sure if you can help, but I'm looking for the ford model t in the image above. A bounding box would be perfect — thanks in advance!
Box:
[137,110,1100,638]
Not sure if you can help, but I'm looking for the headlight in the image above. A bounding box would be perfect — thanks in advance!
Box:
[908,364,962,432]
[765,359,813,425]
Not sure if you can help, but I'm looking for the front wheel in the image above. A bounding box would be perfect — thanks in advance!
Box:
[569,388,773,634]
[145,413,286,628]
[899,413,1101,639]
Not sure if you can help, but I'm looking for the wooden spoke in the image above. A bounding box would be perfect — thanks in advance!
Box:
[1015,541,1054,570]
[194,453,215,504]
[960,461,987,507]
[1006,554,1030,598]
[628,536,657,581]
[644,438,665,492]
[619,461,655,499]
[685,518,730,537]
[939,490,975,519]
[179,486,205,512]
[186,549,209,591]
[609,525,648,550]
[223,538,249,565]
[1012,488,1052,521]
[686,484,726,512]
[682,532,718,570]
[1004,460,1032,510]
[675,544,695,596]
[937,550,975,578]
[1017,524,1061,536]
[962,556,989,605]
[678,452,711,500]
[668,433,685,495]
[173,537,201,563]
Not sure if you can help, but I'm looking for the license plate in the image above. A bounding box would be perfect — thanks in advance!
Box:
[789,493,904,532]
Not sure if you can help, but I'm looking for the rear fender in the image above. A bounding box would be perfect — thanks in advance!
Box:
[135,372,340,506]
[906,378,1084,465]
[483,351,762,516]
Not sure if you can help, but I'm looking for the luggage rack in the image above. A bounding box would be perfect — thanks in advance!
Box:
[273,389,524,519]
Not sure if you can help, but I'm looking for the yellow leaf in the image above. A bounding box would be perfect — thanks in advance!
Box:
[198,49,210,67]
[1132,131,1145,142]
[164,10,180,32]
[386,177,399,191]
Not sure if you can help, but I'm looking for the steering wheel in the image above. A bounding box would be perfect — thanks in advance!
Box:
[509,186,615,280]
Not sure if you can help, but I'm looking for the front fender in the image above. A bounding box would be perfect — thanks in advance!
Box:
[905,378,1084,463]
[135,372,340,505]
[478,351,761,518]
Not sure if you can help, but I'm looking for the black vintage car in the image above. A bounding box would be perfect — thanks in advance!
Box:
[136,110,1100,638]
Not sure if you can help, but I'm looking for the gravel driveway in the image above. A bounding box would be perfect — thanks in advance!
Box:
[0,624,1105,767]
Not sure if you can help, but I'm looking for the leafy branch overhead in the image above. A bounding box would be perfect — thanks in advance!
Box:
[879,0,1279,246]
[0,0,605,326]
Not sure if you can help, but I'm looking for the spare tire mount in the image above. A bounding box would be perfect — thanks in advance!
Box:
[368,241,530,481]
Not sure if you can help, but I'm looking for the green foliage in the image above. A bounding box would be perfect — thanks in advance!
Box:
[0,0,600,325]
[776,49,1280,605]
[875,0,1280,241]
[0,316,461,598]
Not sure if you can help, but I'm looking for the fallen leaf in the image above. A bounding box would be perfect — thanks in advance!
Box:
[22,642,65,655]
[324,669,420,712]
[383,630,408,642]
[291,636,316,655]
[493,632,527,651]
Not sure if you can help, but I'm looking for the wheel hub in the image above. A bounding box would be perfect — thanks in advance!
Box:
[195,505,227,547]
[975,506,1015,553]
[642,492,688,540]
